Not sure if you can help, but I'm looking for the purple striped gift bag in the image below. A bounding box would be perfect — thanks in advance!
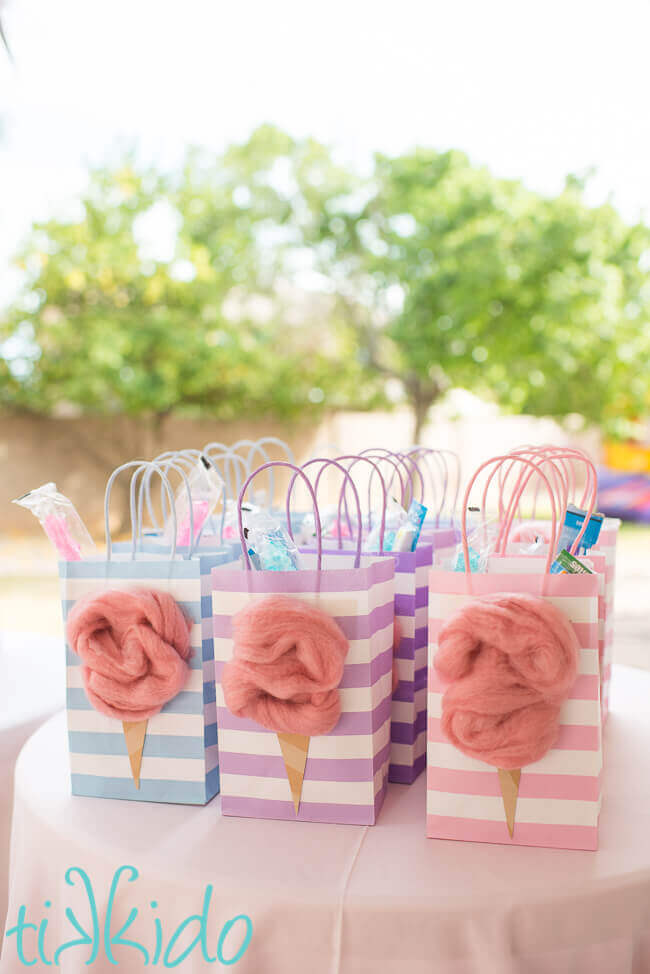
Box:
[389,543,433,783]
[212,462,395,825]
[292,453,434,785]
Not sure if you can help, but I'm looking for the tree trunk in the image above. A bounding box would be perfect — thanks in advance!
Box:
[410,385,438,444]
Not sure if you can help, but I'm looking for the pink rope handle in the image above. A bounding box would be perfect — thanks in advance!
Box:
[501,449,598,556]
[538,446,595,510]
[461,456,558,592]
[497,446,597,548]
[492,451,567,552]
[238,462,322,571]
[329,455,389,550]
[499,446,571,523]
[286,458,364,568]
[493,447,565,522]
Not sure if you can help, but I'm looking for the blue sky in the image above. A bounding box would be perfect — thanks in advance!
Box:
[1,0,650,305]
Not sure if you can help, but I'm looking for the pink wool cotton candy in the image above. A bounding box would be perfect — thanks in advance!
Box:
[222,595,349,735]
[434,593,579,769]
[67,588,192,721]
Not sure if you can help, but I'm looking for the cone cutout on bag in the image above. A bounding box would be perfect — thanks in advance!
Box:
[498,768,521,838]
[122,720,148,789]
[277,732,310,814]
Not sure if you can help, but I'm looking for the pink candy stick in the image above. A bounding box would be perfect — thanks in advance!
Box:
[43,514,82,560]
[176,500,211,547]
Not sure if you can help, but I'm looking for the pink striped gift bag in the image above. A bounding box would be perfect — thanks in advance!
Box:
[499,446,615,726]
[212,462,395,825]
[488,551,608,738]
[593,517,620,722]
[427,456,602,850]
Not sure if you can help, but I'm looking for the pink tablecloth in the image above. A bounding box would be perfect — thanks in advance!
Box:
[0,632,64,932]
[2,665,650,973]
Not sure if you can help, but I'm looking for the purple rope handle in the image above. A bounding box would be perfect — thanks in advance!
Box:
[358,449,409,507]
[330,455,388,550]
[408,447,443,518]
[393,450,425,504]
[286,458,364,568]
[238,461,323,571]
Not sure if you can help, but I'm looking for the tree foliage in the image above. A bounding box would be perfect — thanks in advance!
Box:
[0,134,378,432]
[301,149,650,438]
[2,126,649,441]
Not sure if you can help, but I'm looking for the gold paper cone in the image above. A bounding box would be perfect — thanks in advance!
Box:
[277,732,310,814]
[497,768,521,838]
[122,719,148,789]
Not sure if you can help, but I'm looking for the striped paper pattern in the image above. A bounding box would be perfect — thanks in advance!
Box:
[490,550,611,732]
[389,543,433,784]
[427,570,602,850]
[212,551,395,825]
[593,518,620,724]
[60,555,221,804]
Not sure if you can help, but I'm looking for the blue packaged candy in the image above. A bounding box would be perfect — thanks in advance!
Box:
[555,503,603,557]
[393,499,428,552]
[245,511,301,571]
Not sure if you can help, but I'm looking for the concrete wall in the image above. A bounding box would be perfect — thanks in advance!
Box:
[1,406,601,537]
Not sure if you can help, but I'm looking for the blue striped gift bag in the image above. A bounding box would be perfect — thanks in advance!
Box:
[60,462,222,804]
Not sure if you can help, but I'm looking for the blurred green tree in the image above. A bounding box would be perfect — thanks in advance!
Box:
[305,149,650,439]
[0,136,378,467]
[2,127,649,449]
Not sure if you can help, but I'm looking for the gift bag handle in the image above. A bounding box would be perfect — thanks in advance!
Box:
[499,449,597,556]
[461,456,558,591]
[138,458,195,555]
[238,461,323,571]
[408,447,443,520]
[105,461,177,561]
[148,451,226,543]
[491,450,567,535]
[496,447,570,520]
[394,450,426,505]
[358,449,408,507]
[287,458,364,568]
[232,439,274,505]
[330,454,388,547]
[203,447,248,504]
[254,437,296,466]
[139,456,227,552]
[494,448,597,554]
[361,448,424,506]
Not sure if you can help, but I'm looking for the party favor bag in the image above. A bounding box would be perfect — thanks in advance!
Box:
[593,517,620,722]
[212,462,395,825]
[428,457,602,850]
[60,462,220,804]
[294,453,434,785]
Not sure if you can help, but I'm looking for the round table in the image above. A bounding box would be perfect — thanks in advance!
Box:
[0,631,64,932]
[2,665,650,974]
